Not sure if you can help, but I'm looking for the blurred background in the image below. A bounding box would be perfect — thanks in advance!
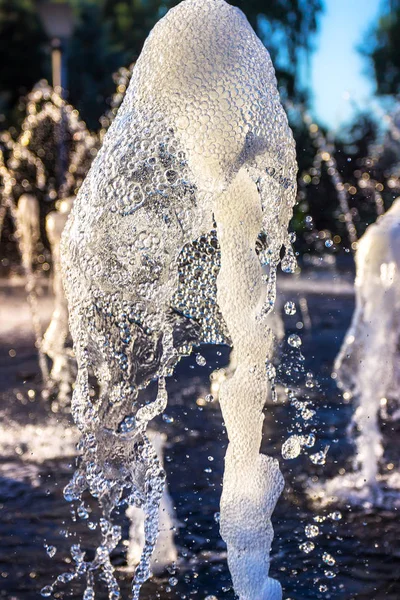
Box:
[0,0,400,272]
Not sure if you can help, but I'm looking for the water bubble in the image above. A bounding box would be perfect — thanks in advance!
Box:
[305,525,319,538]
[57,572,74,583]
[314,515,326,523]
[281,250,297,273]
[284,301,296,316]
[325,570,336,579]
[83,588,95,600]
[119,415,136,432]
[304,433,316,448]
[288,334,302,348]
[195,353,206,366]
[162,414,174,423]
[214,512,220,523]
[310,446,329,465]
[169,577,178,586]
[282,435,302,460]
[205,394,214,403]
[63,483,78,502]
[40,586,53,597]
[299,541,315,554]
[77,503,89,519]
[329,511,342,521]
[301,407,316,421]
[322,552,336,566]
[319,584,328,593]
[45,545,57,558]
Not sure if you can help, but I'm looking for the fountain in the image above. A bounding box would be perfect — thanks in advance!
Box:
[60,0,297,598]
[317,198,400,507]
[42,197,75,404]
[0,81,98,388]
[126,431,178,576]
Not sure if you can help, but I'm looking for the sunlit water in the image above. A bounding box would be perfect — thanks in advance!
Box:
[61,0,297,597]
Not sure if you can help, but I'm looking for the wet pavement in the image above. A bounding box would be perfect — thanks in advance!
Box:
[1,276,399,599]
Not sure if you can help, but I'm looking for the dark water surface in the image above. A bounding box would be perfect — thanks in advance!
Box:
[1,282,399,599]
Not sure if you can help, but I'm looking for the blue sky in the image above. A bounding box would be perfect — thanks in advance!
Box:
[310,0,384,131]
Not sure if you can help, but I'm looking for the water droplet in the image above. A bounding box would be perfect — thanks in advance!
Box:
[301,407,316,421]
[162,414,174,423]
[305,525,319,538]
[304,433,316,448]
[319,584,328,592]
[205,394,214,402]
[310,446,329,465]
[322,552,336,566]
[282,435,302,460]
[325,570,336,579]
[195,353,206,366]
[288,334,302,348]
[299,541,315,554]
[314,515,326,523]
[284,301,296,315]
[77,503,89,519]
[45,545,57,558]
[40,586,53,597]
[169,577,178,586]
[119,415,136,432]
[329,511,342,521]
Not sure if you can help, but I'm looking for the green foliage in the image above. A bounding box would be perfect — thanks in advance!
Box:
[0,0,47,117]
[67,2,125,129]
[0,0,324,127]
[233,0,323,100]
[364,1,400,96]
[101,0,323,101]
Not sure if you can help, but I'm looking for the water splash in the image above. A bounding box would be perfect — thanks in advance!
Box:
[322,198,400,507]
[61,1,297,598]
[42,198,75,404]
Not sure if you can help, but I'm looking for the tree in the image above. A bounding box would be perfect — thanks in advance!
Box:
[233,0,323,100]
[0,0,47,118]
[101,0,323,101]
[67,2,125,129]
[363,0,400,96]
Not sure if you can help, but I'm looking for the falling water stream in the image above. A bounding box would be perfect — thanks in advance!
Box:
[323,198,400,508]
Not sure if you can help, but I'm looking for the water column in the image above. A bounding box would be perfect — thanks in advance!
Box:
[61,1,297,597]
[43,198,74,403]
[333,198,400,500]
[215,168,284,599]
